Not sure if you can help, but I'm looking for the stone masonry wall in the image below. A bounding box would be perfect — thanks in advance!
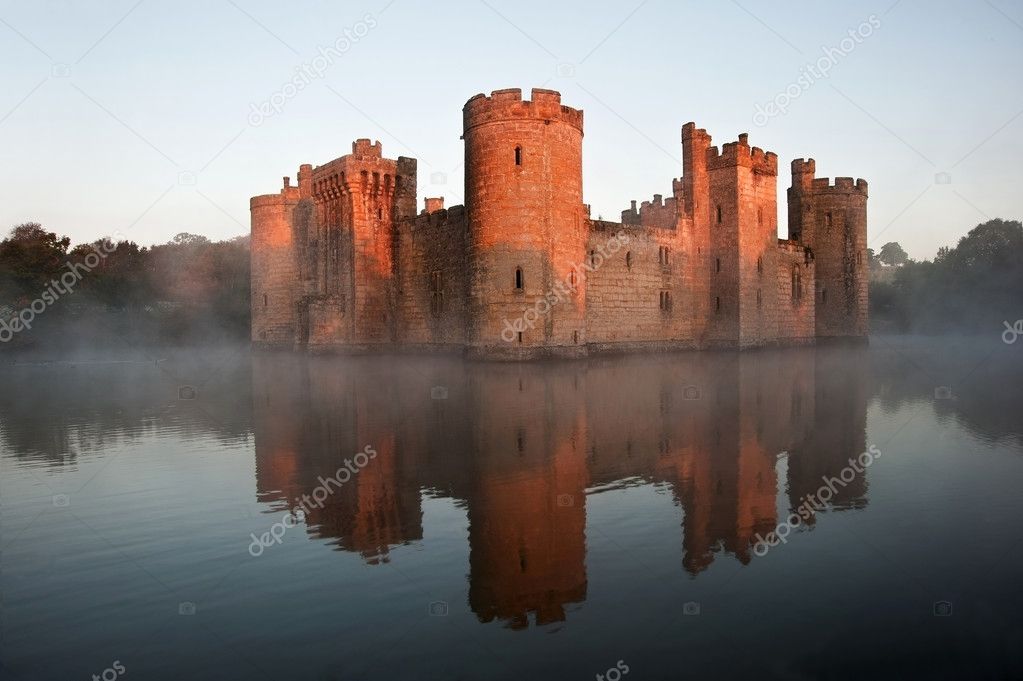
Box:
[774,240,816,343]
[584,221,693,351]
[249,88,868,358]
[397,205,469,348]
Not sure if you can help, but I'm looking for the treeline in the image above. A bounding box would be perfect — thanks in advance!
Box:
[0,223,249,351]
[870,218,1023,333]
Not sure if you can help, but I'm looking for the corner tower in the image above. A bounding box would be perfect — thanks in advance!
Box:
[251,178,301,347]
[463,88,587,358]
[787,159,868,339]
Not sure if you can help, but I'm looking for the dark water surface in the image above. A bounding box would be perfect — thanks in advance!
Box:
[2,336,1022,680]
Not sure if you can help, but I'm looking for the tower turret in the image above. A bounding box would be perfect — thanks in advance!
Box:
[251,179,301,347]
[787,160,868,339]
[462,88,587,358]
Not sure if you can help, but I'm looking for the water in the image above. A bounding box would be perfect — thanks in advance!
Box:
[2,337,1022,680]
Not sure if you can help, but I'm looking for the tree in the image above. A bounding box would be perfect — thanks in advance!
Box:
[871,219,1023,332]
[941,218,1022,273]
[878,242,909,267]
[0,223,71,302]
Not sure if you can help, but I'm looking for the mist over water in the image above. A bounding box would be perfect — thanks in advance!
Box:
[2,337,1022,679]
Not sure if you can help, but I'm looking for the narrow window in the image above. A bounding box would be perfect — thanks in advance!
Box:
[263,293,268,307]
[822,287,827,304]
[757,288,762,308]
[716,258,721,273]
[757,256,763,274]
[430,270,444,316]
[515,266,523,290]
[573,330,579,344]
[715,296,721,313]
[514,146,522,166]
[757,207,763,226]
[826,212,833,228]
[590,250,596,266]
[626,251,632,270]
[378,207,382,219]
[791,266,803,303]
[569,271,576,286]
[663,247,670,266]
[517,331,523,343]
[716,205,722,224]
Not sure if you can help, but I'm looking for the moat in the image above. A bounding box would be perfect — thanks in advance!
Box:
[2,336,1022,680]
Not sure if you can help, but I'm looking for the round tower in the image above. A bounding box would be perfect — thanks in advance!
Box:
[250,179,301,348]
[462,88,587,358]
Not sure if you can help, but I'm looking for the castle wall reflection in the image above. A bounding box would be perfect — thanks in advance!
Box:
[252,347,869,628]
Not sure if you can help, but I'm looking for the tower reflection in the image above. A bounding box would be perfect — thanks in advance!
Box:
[252,346,869,627]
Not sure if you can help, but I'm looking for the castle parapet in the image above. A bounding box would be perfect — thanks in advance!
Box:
[250,173,300,209]
[620,192,677,229]
[809,176,869,196]
[682,122,710,142]
[707,132,778,174]
[777,238,814,262]
[352,138,382,158]
[463,88,584,133]
[406,204,466,230]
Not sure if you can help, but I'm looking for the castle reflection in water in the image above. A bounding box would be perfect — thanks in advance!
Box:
[252,346,868,629]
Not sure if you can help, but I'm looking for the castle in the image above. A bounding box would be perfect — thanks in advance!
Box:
[250,87,868,359]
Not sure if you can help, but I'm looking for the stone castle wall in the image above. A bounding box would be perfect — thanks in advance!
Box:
[250,88,868,358]
[396,205,469,348]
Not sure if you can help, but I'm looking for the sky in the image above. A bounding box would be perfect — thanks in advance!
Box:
[1,0,1021,260]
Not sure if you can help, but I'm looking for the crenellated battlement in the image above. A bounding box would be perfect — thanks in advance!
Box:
[303,142,409,203]
[806,174,871,196]
[707,133,778,173]
[405,204,466,230]
[620,192,678,229]
[682,122,711,142]
[250,192,296,210]
[791,158,816,175]
[791,159,867,196]
[463,88,584,133]
[777,238,814,260]
[809,176,869,196]
[351,138,382,158]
